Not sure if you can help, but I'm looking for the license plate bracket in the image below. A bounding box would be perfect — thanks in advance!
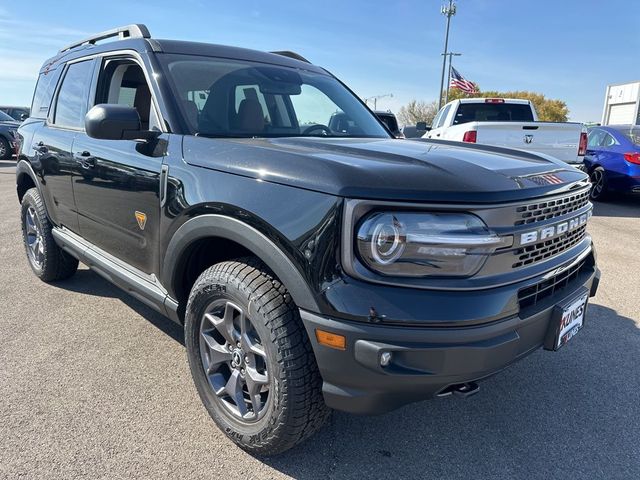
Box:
[543,288,589,351]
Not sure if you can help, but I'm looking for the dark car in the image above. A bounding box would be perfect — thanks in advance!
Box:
[374,110,403,137]
[0,110,19,159]
[0,106,30,121]
[585,125,640,200]
[15,25,599,455]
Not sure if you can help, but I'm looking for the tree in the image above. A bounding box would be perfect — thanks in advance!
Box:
[447,86,569,122]
[397,100,438,126]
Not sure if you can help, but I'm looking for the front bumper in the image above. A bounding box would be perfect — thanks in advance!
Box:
[301,252,600,415]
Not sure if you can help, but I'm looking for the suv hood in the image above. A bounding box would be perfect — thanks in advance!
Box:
[183,136,589,203]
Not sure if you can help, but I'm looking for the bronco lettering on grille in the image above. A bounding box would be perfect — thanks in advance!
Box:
[519,210,592,246]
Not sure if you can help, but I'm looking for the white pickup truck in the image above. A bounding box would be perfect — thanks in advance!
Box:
[423,98,587,165]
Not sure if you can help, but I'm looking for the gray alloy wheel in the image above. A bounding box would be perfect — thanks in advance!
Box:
[589,167,608,201]
[199,299,270,422]
[24,206,45,268]
[185,258,330,455]
[20,187,78,281]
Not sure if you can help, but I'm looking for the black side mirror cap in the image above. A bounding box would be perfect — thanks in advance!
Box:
[416,122,431,132]
[85,104,157,141]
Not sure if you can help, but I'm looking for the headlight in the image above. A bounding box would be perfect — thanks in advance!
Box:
[356,212,505,277]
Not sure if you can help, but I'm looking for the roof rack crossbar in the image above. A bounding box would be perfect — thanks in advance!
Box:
[58,24,151,53]
[270,51,311,64]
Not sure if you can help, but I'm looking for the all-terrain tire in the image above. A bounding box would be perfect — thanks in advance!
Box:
[20,187,79,281]
[185,257,330,455]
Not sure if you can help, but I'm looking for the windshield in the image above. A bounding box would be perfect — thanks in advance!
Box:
[452,102,535,125]
[0,110,14,122]
[613,126,640,146]
[159,54,389,139]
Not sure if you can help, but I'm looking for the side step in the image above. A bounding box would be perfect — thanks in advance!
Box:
[51,227,181,324]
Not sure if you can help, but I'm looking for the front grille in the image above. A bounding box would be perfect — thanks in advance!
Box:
[518,258,587,310]
[514,189,590,226]
[512,225,587,268]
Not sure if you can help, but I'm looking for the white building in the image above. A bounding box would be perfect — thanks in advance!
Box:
[601,81,640,125]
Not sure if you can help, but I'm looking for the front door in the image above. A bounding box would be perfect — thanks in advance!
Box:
[71,56,165,274]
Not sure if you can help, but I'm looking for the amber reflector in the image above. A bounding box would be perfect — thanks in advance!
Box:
[315,329,346,350]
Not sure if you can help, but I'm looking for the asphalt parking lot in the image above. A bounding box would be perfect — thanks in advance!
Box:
[0,159,639,480]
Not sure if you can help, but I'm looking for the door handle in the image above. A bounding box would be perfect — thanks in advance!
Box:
[77,151,96,168]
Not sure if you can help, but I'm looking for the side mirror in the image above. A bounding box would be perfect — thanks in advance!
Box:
[85,104,156,141]
[416,122,431,132]
[19,113,28,121]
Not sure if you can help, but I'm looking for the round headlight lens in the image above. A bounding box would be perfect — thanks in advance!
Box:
[356,211,503,277]
[369,215,405,264]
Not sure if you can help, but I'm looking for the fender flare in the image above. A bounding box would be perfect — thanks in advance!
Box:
[161,214,320,312]
[15,159,41,199]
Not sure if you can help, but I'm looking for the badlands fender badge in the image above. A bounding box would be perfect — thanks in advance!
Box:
[135,211,147,230]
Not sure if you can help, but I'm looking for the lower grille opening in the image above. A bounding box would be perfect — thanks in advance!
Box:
[518,259,588,310]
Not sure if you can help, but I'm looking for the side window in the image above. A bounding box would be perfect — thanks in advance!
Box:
[53,60,94,129]
[436,104,451,128]
[602,133,617,147]
[431,108,443,128]
[95,59,157,130]
[31,69,61,119]
[587,130,603,148]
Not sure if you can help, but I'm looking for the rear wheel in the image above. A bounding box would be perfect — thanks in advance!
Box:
[20,188,78,281]
[589,166,609,201]
[0,137,11,160]
[185,258,330,455]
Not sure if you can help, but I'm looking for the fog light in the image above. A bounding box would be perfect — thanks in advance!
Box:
[380,351,392,366]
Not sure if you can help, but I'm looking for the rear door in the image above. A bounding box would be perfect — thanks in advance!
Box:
[31,58,95,233]
[70,55,165,274]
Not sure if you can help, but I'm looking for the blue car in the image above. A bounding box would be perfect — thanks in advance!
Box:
[585,125,640,200]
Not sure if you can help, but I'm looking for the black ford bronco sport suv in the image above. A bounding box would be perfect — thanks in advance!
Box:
[16,25,600,455]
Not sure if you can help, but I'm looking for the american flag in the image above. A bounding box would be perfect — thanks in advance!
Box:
[449,67,477,94]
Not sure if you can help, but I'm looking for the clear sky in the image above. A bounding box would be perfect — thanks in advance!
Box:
[1,0,638,123]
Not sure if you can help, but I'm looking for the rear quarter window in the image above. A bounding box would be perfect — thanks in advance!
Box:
[30,69,61,119]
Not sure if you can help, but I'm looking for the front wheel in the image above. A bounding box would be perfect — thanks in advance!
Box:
[185,258,330,455]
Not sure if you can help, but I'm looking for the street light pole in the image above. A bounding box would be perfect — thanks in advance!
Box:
[438,0,457,109]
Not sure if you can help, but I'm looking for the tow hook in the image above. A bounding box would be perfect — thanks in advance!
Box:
[436,381,480,399]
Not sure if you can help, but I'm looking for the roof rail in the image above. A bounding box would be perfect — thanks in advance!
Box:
[270,51,311,64]
[58,24,151,53]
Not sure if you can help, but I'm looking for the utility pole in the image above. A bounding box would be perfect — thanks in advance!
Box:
[364,93,393,110]
[442,52,462,104]
[438,0,457,109]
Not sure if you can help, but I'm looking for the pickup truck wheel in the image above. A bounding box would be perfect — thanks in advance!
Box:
[20,188,79,281]
[185,258,330,455]
[589,167,609,201]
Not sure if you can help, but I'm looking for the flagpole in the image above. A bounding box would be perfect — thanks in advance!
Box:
[444,52,462,104]
[438,0,456,109]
